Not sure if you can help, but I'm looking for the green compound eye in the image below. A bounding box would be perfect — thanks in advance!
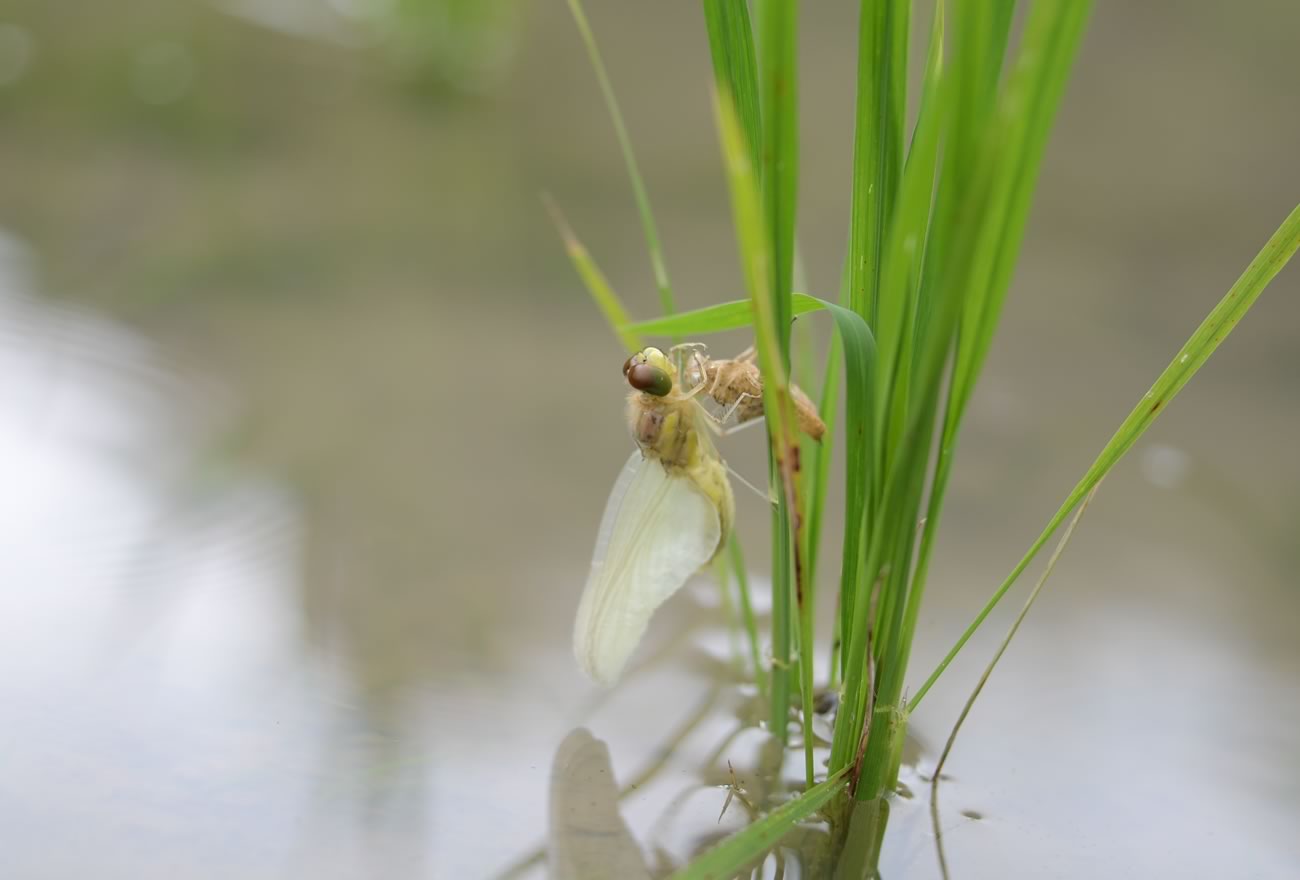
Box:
[626,363,673,397]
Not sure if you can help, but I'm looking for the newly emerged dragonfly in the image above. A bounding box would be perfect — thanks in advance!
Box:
[573,344,825,686]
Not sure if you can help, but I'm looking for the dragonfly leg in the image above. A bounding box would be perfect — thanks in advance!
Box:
[726,461,776,505]
[678,351,711,401]
[668,342,709,385]
[694,401,766,437]
[718,416,766,437]
[719,392,758,427]
[707,359,727,396]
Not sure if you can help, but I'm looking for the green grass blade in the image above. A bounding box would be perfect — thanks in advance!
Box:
[713,543,744,676]
[831,363,941,779]
[929,490,1099,875]
[564,0,676,316]
[947,0,1092,430]
[728,535,768,702]
[797,503,816,786]
[836,1,909,728]
[714,86,789,741]
[821,298,877,687]
[874,2,944,471]
[826,0,955,772]
[910,203,1300,711]
[625,293,825,336]
[715,83,808,752]
[841,3,1092,791]
[667,771,850,880]
[846,0,908,325]
[542,194,643,353]
[755,0,799,359]
[913,0,1015,348]
[799,331,839,786]
[887,0,1093,732]
[930,485,1099,789]
[773,498,796,745]
[804,330,840,589]
[753,0,801,751]
[703,0,762,171]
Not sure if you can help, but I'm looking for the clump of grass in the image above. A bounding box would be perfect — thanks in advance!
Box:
[550,0,1300,875]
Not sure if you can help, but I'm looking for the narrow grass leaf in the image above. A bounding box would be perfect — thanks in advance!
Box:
[715,84,810,759]
[890,0,1093,730]
[931,484,1099,797]
[625,293,825,337]
[846,0,908,325]
[804,331,840,588]
[755,0,799,358]
[564,0,676,316]
[842,2,1093,793]
[703,0,762,171]
[753,0,803,759]
[542,194,643,353]
[874,2,944,470]
[728,535,768,701]
[948,0,1092,429]
[929,482,1098,879]
[910,203,1300,711]
[668,771,850,880]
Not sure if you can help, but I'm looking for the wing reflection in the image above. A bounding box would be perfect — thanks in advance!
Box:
[548,729,651,880]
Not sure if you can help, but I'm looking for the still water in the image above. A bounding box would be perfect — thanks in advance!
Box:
[1,220,1297,876]
[0,1,1298,878]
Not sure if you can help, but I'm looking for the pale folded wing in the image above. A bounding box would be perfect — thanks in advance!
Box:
[573,452,721,686]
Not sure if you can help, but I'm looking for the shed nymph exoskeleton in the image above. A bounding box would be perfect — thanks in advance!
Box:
[684,345,826,442]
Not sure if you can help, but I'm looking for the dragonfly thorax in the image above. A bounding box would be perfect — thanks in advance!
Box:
[628,395,702,472]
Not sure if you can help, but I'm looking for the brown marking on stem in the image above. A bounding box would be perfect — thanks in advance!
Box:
[793,539,805,605]
[771,387,807,612]
[847,626,875,796]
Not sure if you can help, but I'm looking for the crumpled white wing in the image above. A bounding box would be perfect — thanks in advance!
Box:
[574,452,721,686]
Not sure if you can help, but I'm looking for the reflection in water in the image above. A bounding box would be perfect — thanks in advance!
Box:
[542,723,836,880]
[548,730,650,880]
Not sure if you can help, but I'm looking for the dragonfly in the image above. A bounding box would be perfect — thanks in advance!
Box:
[573,344,825,686]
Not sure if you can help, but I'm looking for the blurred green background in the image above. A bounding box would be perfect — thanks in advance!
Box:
[0,2,1297,878]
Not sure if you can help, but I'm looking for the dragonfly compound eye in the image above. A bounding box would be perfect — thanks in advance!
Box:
[626,363,673,397]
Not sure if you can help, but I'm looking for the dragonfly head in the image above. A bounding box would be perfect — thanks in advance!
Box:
[623,347,674,397]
